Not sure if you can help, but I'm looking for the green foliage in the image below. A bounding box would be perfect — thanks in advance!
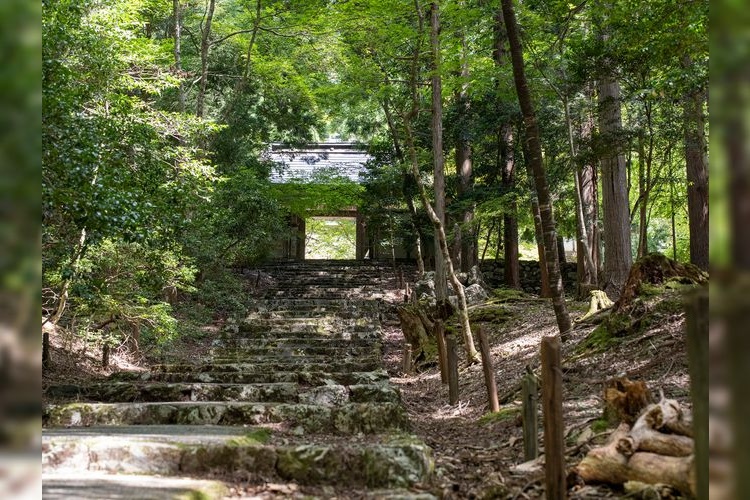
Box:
[306,218,356,260]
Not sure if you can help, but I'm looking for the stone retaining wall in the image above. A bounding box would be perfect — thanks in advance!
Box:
[479,260,578,295]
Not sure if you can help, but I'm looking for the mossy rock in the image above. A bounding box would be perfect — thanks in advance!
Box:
[468,305,511,324]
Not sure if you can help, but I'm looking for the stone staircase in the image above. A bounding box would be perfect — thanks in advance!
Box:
[43,260,433,499]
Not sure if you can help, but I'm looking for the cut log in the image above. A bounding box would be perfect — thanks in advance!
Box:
[616,398,693,457]
[574,399,697,497]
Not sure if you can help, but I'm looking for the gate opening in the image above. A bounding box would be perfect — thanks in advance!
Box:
[305,217,356,260]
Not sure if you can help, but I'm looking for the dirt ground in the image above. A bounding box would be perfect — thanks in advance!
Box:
[380,291,691,499]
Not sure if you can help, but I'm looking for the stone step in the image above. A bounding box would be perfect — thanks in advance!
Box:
[45,381,400,404]
[110,368,390,385]
[231,332,379,344]
[144,358,382,373]
[240,319,379,328]
[209,344,380,357]
[43,426,432,488]
[42,472,228,500]
[245,310,378,320]
[44,401,410,433]
[213,337,379,349]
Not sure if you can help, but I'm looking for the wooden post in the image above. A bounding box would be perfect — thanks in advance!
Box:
[447,335,459,405]
[42,330,51,371]
[477,326,500,412]
[102,342,110,368]
[685,286,707,500]
[522,368,539,461]
[435,320,448,384]
[541,335,566,499]
[402,342,413,375]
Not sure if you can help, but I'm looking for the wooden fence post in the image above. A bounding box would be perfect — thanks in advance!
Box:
[522,368,539,461]
[447,335,459,405]
[477,326,500,412]
[435,320,448,384]
[685,286,708,500]
[541,335,566,499]
[402,342,413,375]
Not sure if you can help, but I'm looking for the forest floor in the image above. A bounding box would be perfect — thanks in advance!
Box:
[381,288,691,499]
[42,281,691,499]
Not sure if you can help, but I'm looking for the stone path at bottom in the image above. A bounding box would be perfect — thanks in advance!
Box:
[43,260,434,499]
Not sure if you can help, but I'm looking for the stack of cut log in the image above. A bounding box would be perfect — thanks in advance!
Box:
[573,396,696,496]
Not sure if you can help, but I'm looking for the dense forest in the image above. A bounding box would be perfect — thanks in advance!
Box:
[42,0,707,351]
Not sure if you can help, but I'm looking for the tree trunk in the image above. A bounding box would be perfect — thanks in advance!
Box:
[493,10,520,289]
[683,84,708,270]
[637,132,648,258]
[196,0,216,117]
[526,161,552,298]
[501,125,520,289]
[405,0,479,363]
[383,98,426,274]
[594,8,632,297]
[582,85,601,281]
[597,51,632,298]
[563,94,596,297]
[430,1,448,304]
[173,0,185,112]
[456,34,476,272]
[500,0,571,336]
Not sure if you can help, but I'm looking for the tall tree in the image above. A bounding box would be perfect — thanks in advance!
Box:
[430,1,448,303]
[500,0,571,336]
[493,10,520,288]
[455,33,476,272]
[596,8,632,298]
[683,61,708,270]
[196,0,216,117]
[405,0,479,363]
[173,0,185,112]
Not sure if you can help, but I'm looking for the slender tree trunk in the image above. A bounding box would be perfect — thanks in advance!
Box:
[683,84,709,270]
[637,133,648,258]
[581,84,600,280]
[196,0,216,117]
[563,95,596,296]
[455,34,476,272]
[494,9,520,288]
[383,98,426,274]
[404,0,479,363]
[173,0,185,112]
[501,126,520,288]
[501,0,571,336]
[524,155,552,298]
[596,17,632,298]
[406,119,480,363]
[430,1,448,302]
[670,172,678,261]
